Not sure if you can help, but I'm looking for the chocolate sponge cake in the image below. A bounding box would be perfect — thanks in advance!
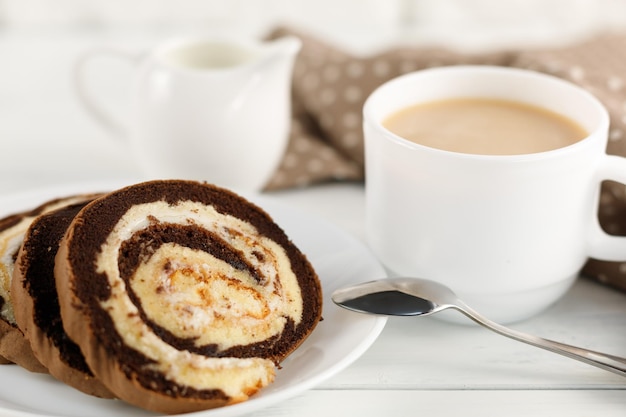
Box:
[54,180,323,413]
[0,194,99,372]
[12,200,113,398]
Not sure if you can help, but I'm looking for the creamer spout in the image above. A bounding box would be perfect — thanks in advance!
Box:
[262,35,302,59]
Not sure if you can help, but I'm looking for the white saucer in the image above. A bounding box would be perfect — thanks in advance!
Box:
[0,181,387,417]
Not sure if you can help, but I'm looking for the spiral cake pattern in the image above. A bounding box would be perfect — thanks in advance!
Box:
[55,180,322,413]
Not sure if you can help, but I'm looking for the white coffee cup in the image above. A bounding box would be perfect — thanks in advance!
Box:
[75,35,301,191]
[363,65,626,323]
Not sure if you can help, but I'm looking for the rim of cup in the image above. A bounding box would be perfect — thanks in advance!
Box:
[363,65,610,161]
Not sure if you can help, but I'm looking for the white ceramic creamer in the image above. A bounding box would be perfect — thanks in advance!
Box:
[75,35,301,191]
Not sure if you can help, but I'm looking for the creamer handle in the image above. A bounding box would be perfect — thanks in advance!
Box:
[73,47,141,139]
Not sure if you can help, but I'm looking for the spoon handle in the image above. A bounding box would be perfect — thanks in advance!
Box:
[454,304,626,378]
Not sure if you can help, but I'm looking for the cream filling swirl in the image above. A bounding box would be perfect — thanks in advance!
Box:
[95,200,303,396]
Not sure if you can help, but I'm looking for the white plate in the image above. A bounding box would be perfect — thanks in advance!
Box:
[0,182,387,417]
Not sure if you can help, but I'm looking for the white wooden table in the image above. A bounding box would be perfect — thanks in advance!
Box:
[1,28,625,417]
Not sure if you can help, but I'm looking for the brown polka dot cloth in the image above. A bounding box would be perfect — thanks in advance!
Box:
[264,27,626,294]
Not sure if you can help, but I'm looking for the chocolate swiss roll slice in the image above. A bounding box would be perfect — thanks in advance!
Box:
[0,194,99,372]
[12,200,113,398]
[55,180,323,413]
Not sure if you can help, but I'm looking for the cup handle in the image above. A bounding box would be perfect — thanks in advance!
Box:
[73,47,141,140]
[588,154,626,260]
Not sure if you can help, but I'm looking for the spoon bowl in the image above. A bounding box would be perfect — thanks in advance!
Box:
[332,277,626,378]
[332,277,457,317]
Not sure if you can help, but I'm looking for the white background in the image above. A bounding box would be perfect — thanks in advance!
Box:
[3,0,626,51]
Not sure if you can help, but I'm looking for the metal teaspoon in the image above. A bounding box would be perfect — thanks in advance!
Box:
[331,277,626,377]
